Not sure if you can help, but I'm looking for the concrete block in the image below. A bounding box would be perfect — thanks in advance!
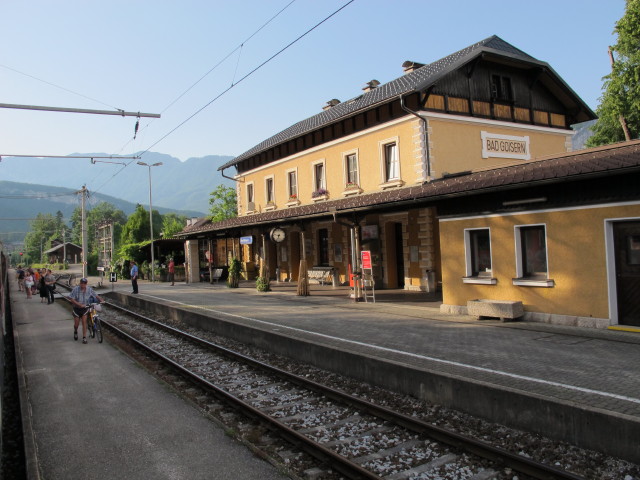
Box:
[467,299,524,321]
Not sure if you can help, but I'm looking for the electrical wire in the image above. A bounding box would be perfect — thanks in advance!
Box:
[0,63,122,112]
[0,192,78,199]
[139,0,355,157]
[113,0,300,156]
[93,1,353,199]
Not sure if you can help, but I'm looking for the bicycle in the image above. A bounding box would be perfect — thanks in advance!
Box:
[86,303,103,343]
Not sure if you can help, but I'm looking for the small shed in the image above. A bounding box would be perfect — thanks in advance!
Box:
[44,242,82,264]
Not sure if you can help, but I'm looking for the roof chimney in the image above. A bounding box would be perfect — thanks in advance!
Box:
[323,99,341,111]
[402,61,425,74]
[362,79,380,92]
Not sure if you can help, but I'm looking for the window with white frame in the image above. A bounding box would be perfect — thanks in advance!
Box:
[465,228,493,279]
[287,170,297,199]
[265,177,274,203]
[345,152,359,187]
[514,224,553,286]
[313,162,325,193]
[246,183,254,211]
[383,141,399,182]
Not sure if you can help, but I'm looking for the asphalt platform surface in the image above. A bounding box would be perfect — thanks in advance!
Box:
[11,274,286,480]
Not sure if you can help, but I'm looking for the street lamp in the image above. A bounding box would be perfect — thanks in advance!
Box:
[137,161,163,282]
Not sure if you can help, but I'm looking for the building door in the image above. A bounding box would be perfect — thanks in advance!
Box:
[318,228,329,266]
[614,221,640,326]
[394,223,405,289]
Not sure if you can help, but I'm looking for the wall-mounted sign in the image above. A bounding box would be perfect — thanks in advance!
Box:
[361,225,379,240]
[481,131,530,161]
[240,236,253,245]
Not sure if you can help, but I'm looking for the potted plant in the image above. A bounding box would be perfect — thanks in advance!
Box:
[256,275,271,292]
[227,257,241,288]
[311,188,329,199]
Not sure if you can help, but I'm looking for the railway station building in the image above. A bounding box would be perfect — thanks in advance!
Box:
[177,36,640,328]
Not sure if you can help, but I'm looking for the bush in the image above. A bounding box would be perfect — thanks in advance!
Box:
[227,257,241,288]
[256,276,270,292]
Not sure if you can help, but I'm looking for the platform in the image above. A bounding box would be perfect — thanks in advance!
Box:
[11,278,285,480]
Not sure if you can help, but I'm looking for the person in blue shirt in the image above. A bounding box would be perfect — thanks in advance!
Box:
[130,260,139,294]
[68,278,104,344]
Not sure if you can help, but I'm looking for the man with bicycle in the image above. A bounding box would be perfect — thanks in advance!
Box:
[68,278,104,344]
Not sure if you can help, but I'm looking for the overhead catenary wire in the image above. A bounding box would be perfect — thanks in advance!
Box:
[114,0,300,156]
[92,1,354,200]
[139,0,356,157]
[0,63,123,111]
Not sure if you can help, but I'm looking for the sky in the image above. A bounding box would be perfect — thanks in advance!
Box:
[0,0,627,165]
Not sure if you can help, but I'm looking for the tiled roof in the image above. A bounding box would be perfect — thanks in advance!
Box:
[219,36,550,171]
[180,140,640,237]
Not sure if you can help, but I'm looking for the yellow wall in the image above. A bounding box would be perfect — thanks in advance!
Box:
[239,119,417,214]
[429,117,571,176]
[238,114,572,216]
[439,204,640,319]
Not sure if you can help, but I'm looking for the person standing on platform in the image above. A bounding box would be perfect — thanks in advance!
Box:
[167,258,175,286]
[24,269,34,299]
[39,271,48,303]
[16,266,25,292]
[130,260,139,294]
[44,269,56,304]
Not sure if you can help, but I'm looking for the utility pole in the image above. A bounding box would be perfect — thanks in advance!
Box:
[77,185,88,279]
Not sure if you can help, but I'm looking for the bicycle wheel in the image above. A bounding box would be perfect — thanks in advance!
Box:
[94,316,103,343]
[88,316,95,338]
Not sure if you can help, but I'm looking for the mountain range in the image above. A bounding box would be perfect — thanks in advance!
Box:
[0,152,235,243]
[0,152,234,214]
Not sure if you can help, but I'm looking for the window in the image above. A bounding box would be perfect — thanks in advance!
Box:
[265,177,274,203]
[246,183,254,211]
[345,153,358,186]
[463,229,495,284]
[514,225,554,287]
[288,171,297,199]
[384,142,399,181]
[491,74,513,102]
[313,162,325,192]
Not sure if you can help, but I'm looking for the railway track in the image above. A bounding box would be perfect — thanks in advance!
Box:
[87,299,584,480]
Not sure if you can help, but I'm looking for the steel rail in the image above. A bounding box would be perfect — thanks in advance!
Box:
[103,300,585,480]
[99,313,382,480]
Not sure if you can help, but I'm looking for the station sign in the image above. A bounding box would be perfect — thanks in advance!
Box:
[240,236,253,245]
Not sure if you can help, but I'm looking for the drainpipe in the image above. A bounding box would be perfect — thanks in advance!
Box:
[400,94,432,182]
[220,166,244,183]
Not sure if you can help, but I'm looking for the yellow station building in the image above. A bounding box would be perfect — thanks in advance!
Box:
[177,36,640,329]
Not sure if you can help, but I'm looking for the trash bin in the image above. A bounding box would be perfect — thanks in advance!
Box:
[331,268,339,287]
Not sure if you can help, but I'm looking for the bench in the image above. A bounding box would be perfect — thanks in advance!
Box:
[200,268,225,283]
[307,267,334,285]
[211,268,224,283]
[467,299,524,322]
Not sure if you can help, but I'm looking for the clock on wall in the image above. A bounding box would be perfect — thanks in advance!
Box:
[270,227,286,243]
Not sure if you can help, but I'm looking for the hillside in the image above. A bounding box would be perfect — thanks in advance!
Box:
[0,181,206,243]
[0,152,235,214]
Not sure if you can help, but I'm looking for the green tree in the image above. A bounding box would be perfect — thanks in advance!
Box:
[587,0,640,146]
[70,202,127,253]
[120,204,162,244]
[161,213,187,238]
[209,184,237,222]
[24,212,66,262]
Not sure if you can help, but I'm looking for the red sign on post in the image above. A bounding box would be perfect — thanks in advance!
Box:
[361,250,372,269]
